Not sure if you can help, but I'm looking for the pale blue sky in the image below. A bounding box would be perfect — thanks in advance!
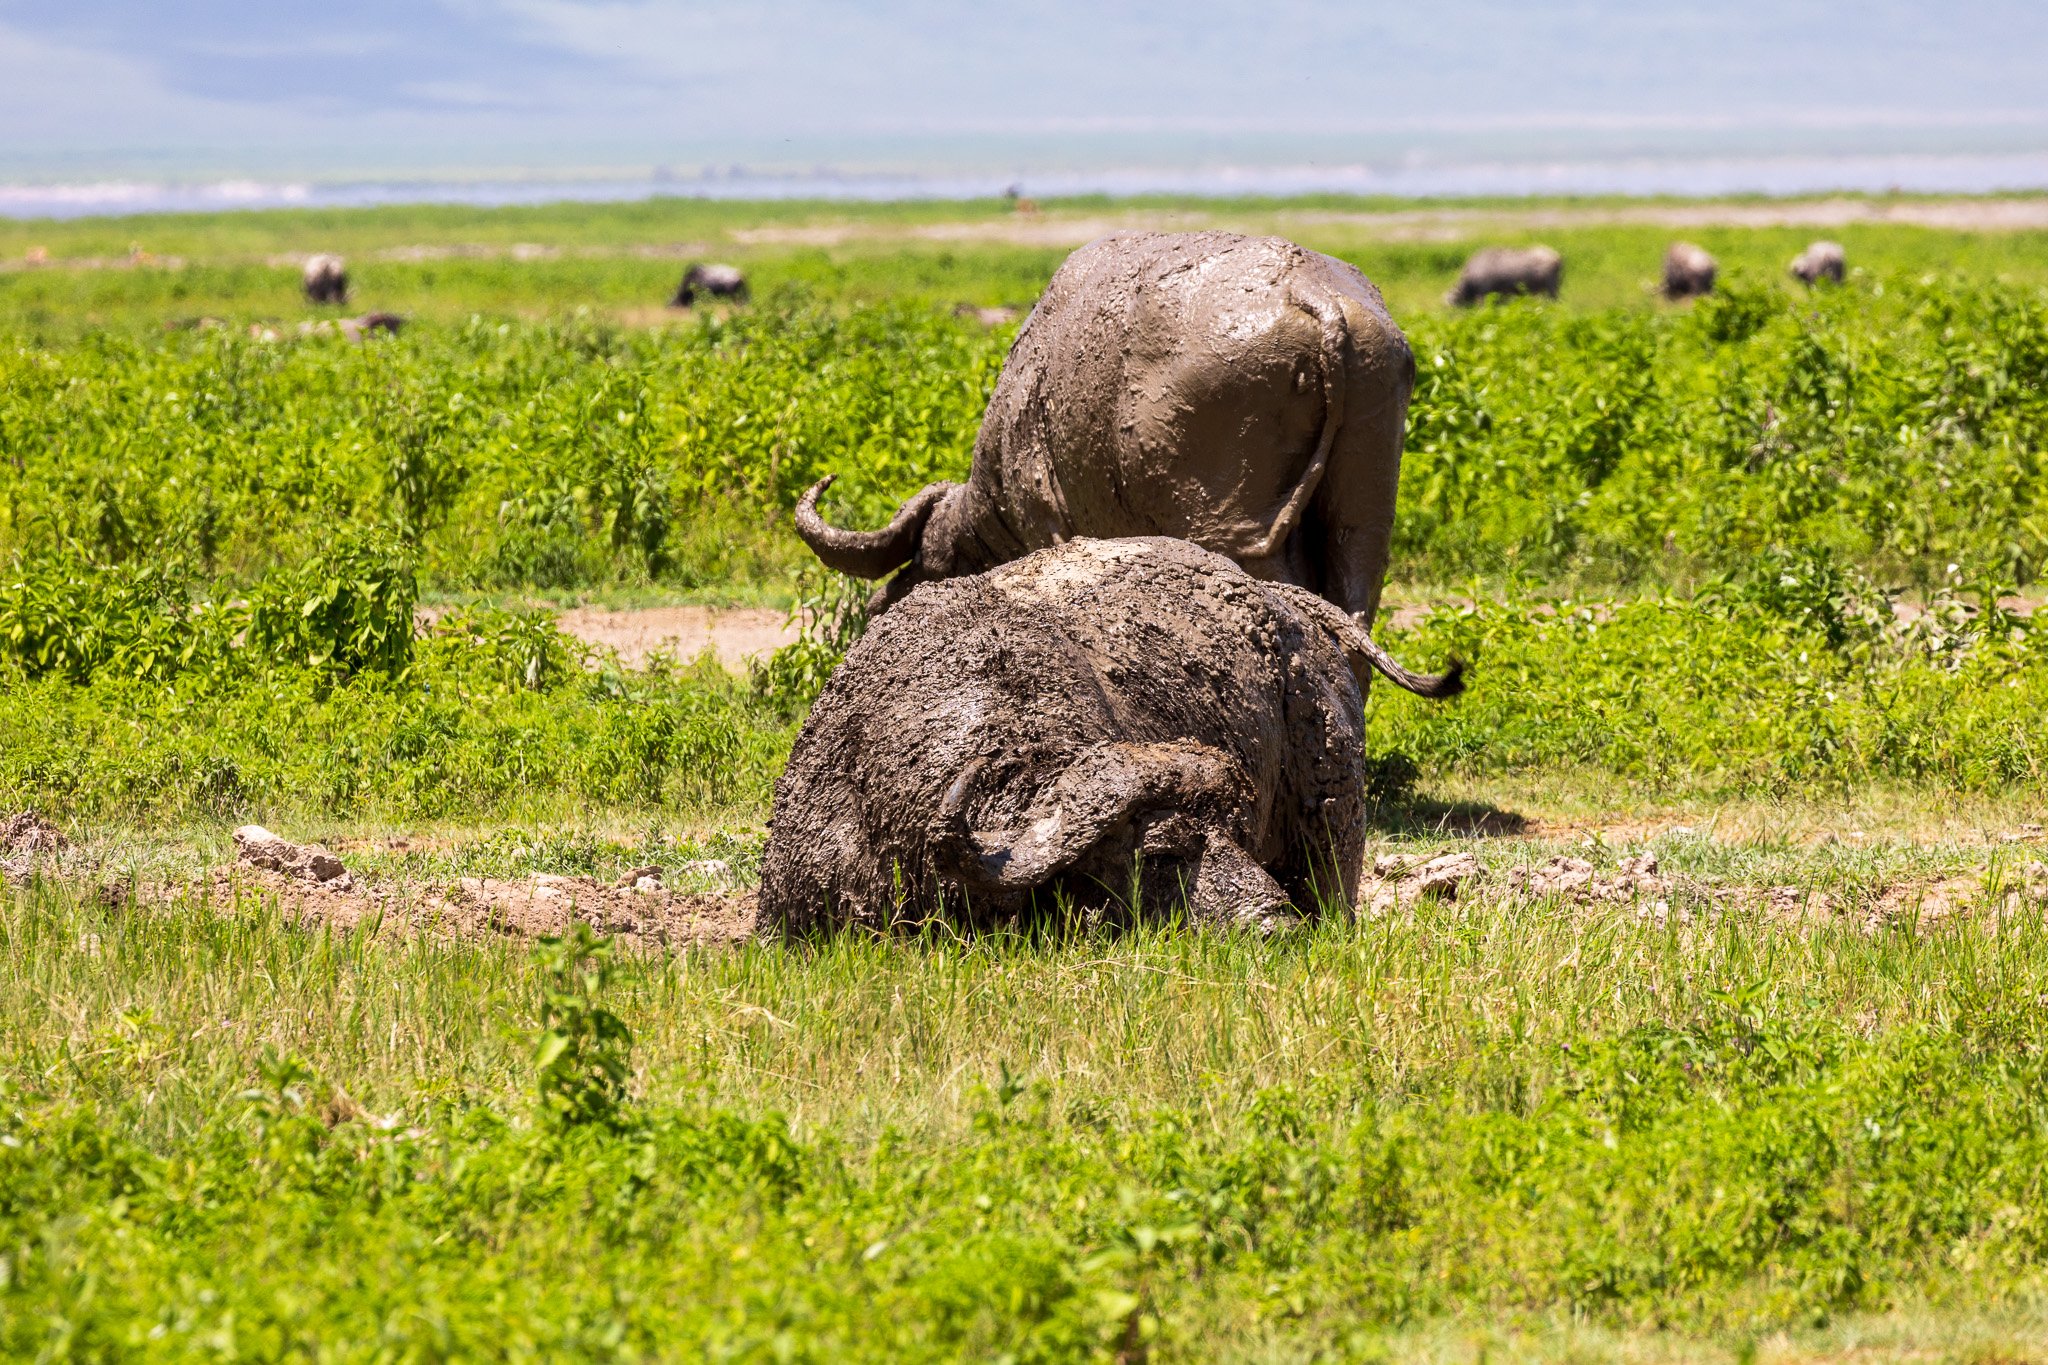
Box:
[4,1,2046,180]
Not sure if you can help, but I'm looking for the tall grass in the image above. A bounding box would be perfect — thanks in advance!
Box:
[4,882,2048,1356]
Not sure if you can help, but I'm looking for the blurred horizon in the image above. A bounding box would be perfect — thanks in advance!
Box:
[4,0,2047,213]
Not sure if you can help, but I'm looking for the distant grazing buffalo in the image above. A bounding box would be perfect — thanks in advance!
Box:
[669,263,748,307]
[346,312,403,339]
[1662,242,1718,300]
[1448,246,1562,306]
[302,254,348,305]
[1789,240,1846,285]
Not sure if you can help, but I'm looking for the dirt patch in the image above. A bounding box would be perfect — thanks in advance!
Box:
[134,823,761,949]
[554,605,796,668]
[1,810,68,881]
[438,872,754,946]
[188,865,756,951]
[1362,845,2048,935]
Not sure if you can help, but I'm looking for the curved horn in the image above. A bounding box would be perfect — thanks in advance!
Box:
[932,742,1244,894]
[1265,584,1465,700]
[793,475,954,580]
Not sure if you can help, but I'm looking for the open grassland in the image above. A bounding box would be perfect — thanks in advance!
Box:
[4,195,2048,1360]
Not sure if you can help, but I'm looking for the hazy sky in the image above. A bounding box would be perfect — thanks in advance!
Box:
[5,1,2047,178]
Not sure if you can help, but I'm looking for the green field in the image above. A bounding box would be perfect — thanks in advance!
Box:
[4,194,2048,1361]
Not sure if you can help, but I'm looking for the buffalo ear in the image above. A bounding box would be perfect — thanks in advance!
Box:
[929,740,1248,894]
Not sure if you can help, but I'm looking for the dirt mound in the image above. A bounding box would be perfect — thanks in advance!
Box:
[1,810,68,882]
[1363,852,1482,914]
[1508,852,1670,910]
[1361,846,2048,934]
[439,873,754,946]
[1,810,66,857]
[234,824,353,890]
[188,862,755,951]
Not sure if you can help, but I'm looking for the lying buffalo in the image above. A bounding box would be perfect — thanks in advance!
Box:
[670,263,748,307]
[759,538,1461,935]
[1448,246,1562,306]
[797,231,1416,626]
[1662,242,1717,300]
[302,254,348,305]
[1790,240,1846,285]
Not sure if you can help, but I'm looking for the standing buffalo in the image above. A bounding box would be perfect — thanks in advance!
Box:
[1662,242,1717,300]
[670,263,748,307]
[759,537,1461,936]
[1790,240,1846,285]
[796,231,1417,627]
[1448,246,1563,306]
[302,254,348,305]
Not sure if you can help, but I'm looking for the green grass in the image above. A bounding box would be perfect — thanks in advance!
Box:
[7,196,2048,1358]
[6,882,2048,1359]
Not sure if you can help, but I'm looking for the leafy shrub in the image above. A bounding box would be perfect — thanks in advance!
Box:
[245,528,417,678]
[531,923,634,1129]
[0,552,212,682]
[751,568,872,714]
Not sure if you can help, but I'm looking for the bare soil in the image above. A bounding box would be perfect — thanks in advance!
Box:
[182,865,757,951]
[553,605,796,669]
[417,603,797,669]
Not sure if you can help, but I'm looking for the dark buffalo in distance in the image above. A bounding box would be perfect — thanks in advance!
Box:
[1447,246,1563,306]
[1790,240,1847,285]
[302,254,348,305]
[343,312,403,340]
[1662,242,1718,299]
[669,263,748,307]
[759,537,1462,937]
[797,230,1418,627]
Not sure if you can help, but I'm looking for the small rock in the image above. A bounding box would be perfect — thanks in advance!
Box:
[679,859,732,881]
[1408,852,1479,902]
[1372,853,1419,880]
[233,824,354,889]
[1509,856,1596,898]
[1617,851,1659,879]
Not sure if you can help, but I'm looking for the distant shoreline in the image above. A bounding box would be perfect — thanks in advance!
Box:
[7,149,2048,222]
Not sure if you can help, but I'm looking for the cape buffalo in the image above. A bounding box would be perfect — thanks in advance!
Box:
[1790,240,1846,285]
[759,537,1461,936]
[1662,242,1717,300]
[302,254,348,305]
[670,263,748,307]
[1448,246,1563,306]
[796,231,1417,626]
